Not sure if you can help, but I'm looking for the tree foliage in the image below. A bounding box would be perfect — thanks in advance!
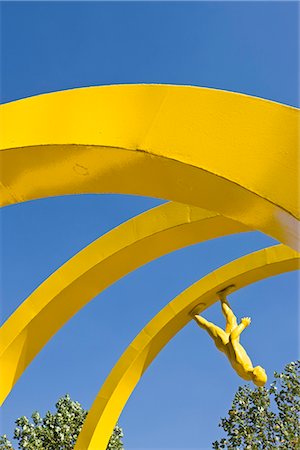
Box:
[0,394,124,450]
[212,361,300,449]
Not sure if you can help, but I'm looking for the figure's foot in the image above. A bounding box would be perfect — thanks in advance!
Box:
[241,317,251,327]
[217,284,236,300]
[194,314,205,323]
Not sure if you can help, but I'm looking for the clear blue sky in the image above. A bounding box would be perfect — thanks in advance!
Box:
[0,2,299,449]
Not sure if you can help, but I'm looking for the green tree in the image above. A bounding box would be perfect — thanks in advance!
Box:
[212,361,300,449]
[0,394,124,450]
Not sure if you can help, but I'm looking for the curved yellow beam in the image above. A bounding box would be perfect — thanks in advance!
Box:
[74,244,300,450]
[0,85,299,249]
[0,202,249,405]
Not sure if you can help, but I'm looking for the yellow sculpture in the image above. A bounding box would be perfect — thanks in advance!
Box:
[0,85,298,449]
[74,246,298,450]
[194,286,267,387]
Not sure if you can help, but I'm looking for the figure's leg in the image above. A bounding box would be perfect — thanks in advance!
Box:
[230,317,251,341]
[220,298,238,333]
[229,318,254,371]
[194,315,228,345]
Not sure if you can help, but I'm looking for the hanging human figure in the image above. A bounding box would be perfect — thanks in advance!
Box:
[193,286,267,387]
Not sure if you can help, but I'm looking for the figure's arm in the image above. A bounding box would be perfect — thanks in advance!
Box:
[230,317,251,340]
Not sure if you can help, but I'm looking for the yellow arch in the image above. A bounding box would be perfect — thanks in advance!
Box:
[0,202,249,405]
[74,244,300,450]
[0,85,299,249]
[0,85,298,447]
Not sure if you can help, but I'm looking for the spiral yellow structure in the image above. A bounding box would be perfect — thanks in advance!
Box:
[0,202,249,406]
[74,245,299,450]
[0,85,299,248]
[0,85,299,449]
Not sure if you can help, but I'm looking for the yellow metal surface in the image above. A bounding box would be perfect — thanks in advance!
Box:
[0,85,298,447]
[0,85,299,249]
[74,245,299,450]
[0,202,249,405]
[194,298,267,386]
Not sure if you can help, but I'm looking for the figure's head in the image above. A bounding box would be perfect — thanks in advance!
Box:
[252,366,267,387]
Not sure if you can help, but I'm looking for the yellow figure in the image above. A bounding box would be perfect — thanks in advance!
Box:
[194,287,267,387]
